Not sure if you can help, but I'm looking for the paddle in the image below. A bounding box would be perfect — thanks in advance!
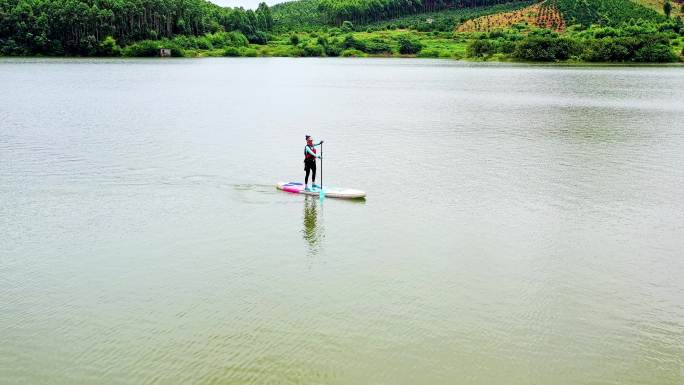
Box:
[319,140,324,200]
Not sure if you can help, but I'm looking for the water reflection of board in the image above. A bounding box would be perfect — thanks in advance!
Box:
[276,182,366,199]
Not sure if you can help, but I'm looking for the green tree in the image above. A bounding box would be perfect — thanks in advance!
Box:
[223,46,240,56]
[582,38,631,61]
[634,43,677,62]
[467,39,496,57]
[397,35,422,54]
[663,0,672,18]
[290,33,300,45]
[96,36,121,56]
[513,35,579,61]
[256,2,273,30]
[302,41,324,56]
[363,37,392,54]
[341,34,365,51]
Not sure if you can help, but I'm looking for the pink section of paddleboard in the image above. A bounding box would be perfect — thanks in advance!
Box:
[282,186,302,193]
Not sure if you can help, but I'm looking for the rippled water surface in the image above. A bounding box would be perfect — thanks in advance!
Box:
[1,58,683,385]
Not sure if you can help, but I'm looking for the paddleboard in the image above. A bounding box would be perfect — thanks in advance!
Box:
[276,182,366,199]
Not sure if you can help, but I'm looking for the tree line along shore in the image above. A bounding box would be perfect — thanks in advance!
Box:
[1,0,683,62]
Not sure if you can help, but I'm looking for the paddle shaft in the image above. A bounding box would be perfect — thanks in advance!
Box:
[320,142,323,189]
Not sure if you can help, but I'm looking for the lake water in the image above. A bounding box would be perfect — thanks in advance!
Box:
[1,58,683,385]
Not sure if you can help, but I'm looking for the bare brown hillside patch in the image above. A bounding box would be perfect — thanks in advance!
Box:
[457,1,565,33]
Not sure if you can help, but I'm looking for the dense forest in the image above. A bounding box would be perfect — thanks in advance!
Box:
[0,0,273,55]
[1,0,683,61]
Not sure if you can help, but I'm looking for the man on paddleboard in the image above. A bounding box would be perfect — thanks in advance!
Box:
[304,135,323,190]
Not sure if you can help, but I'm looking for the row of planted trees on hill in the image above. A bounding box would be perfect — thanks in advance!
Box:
[317,0,529,25]
[550,0,664,26]
[0,0,273,55]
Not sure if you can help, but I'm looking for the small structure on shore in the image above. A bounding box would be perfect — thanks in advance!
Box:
[159,48,171,57]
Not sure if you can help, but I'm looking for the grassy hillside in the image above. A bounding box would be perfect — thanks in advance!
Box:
[273,0,673,32]
[364,1,536,31]
[272,0,534,30]
[551,0,664,26]
[456,0,668,32]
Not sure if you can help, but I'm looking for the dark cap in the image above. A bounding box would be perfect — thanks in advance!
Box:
[305,135,311,140]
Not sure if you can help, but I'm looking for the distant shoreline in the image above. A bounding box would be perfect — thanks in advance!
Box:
[2,55,683,66]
